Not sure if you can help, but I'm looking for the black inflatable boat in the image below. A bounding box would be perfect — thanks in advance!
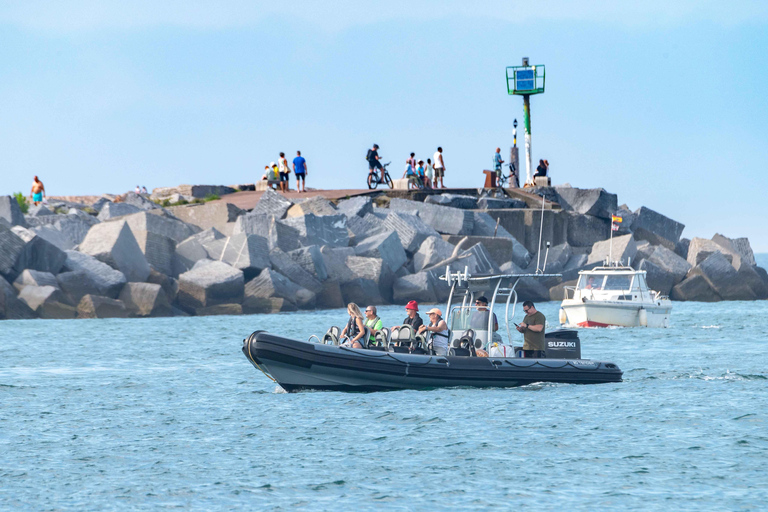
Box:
[242,329,622,392]
[243,269,623,392]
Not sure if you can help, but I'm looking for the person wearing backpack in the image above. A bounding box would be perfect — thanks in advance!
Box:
[367,143,382,179]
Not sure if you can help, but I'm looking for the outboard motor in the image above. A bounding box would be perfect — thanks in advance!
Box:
[544,329,581,359]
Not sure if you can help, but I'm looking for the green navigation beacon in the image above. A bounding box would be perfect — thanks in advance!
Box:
[506,57,545,185]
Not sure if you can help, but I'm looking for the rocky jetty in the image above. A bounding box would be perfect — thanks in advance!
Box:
[0,184,765,320]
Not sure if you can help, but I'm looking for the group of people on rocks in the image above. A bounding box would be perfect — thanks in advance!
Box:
[134,185,149,195]
[339,298,546,358]
[366,144,447,189]
[262,150,308,193]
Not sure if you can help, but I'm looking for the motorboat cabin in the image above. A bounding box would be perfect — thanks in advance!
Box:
[559,265,672,328]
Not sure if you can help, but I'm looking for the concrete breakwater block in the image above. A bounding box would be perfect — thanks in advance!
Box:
[442,235,530,270]
[172,230,216,277]
[321,246,357,283]
[77,294,129,318]
[553,187,618,220]
[564,212,610,248]
[489,209,569,255]
[688,252,759,301]
[382,211,439,253]
[9,226,67,278]
[346,214,386,242]
[632,206,685,246]
[687,237,736,268]
[18,285,76,319]
[97,201,142,221]
[13,269,59,291]
[29,214,97,251]
[0,195,27,227]
[336,196,373,218]
[388,198,474,236]
[392,272,438,304]
[122,192,161,211]
[341,278,385,305]
[133,230,176,277]
[119,282,172,317]
[152,185,236,199]
[670,274,720,302]
[587,234,638,266]
[78,221,151,282]
[178,261,244,309]
[354,231,407,273]
[286,196,337,218]
[346,255,394,303]
[251,189,293,219]
[288,245,328,281]
[644,246,691,289]
[194,304,243,316]
[712,234,756,268]
[56,270,102,304]
[476,197,527,210]
[281,213,349,248]
[269,248,323,294]
[168,202,243,232]
[63,251,127,298]
[460,243,501,274]
[217,233,270,281]
[0,275,36,320]
[412,236,455,273]
[425,194,478,210]
[121,211,200,243]
[243,268,314,311]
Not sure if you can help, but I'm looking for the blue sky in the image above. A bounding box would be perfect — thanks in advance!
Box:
[2,1,767,250]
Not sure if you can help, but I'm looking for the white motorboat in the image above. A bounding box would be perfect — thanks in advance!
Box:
[559,265,672,328]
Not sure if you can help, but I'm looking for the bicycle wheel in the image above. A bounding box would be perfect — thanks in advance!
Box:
[384,172,394,189]
[367,173,378,190]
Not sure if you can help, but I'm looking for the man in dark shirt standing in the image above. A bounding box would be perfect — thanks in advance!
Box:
[516,300,546,358]
[367,143,382,179]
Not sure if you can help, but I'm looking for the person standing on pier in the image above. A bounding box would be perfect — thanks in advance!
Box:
[278,152,291,193]
[433,147,446,188]
[292,150,307,193]
[30,176,46,206]
[493,148,504,187]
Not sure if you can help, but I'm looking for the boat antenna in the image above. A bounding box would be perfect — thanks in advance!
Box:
[608,210,615,265]
[535,192,545,272]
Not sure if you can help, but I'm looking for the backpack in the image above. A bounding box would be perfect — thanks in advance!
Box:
[366,149,372,161]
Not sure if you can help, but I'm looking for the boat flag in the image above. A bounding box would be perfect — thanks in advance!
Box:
[611,223,620,231]
[611,215,623,223]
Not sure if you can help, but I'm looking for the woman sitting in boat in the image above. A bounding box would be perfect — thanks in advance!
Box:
[340,303,366,349]
[418,308,450,356]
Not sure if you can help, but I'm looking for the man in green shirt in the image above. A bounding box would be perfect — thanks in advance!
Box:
[364,305,383,346]
[516,300,546,358]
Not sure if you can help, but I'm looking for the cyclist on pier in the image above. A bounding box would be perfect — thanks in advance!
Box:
[367,144,382,179]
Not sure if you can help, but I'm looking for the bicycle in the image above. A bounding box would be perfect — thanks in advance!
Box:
[367,161,393,189]
[496,162,519,189]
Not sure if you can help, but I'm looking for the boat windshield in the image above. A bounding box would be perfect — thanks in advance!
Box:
[604,275,632,290]
[578,275,605,290]
[632,274,647,290]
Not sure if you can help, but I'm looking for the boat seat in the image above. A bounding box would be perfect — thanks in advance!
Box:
[322,326,342,345]
[449,329,477,357]
[368,327,391,351]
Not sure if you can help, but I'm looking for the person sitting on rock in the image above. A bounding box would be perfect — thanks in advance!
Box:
[340,303,366,349]
[418,308,450,356]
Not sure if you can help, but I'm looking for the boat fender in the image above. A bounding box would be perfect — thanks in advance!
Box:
[638,308,648,327]
[559,308,567,325]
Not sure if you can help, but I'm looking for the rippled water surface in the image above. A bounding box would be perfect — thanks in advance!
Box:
[2,301,767,510]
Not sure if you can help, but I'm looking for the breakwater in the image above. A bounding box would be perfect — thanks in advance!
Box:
[0,184,765,320]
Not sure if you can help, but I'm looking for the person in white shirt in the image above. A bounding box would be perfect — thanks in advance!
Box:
[432,147,446,188]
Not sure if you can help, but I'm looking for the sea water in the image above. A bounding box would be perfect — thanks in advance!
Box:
[1,300,767,510]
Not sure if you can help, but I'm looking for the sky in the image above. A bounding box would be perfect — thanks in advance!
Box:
[1,1,767,250]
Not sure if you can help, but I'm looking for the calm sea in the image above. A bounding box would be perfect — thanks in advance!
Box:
[2,300,767,510]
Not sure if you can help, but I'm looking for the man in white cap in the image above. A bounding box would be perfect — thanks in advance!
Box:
[418,307,450,356]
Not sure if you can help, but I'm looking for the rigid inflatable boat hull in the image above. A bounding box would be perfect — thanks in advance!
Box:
[243,332,623,392]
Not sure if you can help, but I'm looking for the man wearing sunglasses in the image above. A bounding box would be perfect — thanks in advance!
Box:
[516,300,546,358]
[469,296,498,332]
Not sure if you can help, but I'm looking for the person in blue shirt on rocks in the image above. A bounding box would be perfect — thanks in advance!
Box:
[292,150,308,193]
